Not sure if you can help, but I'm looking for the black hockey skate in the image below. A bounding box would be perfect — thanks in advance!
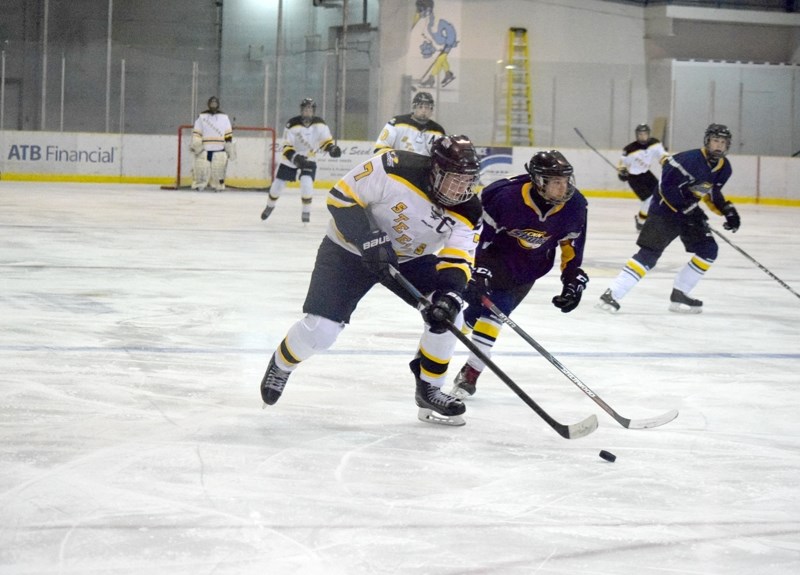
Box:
[451,363,481,399]
[260,206,274,221]
[301,212,310,223]
[597,289,621,313]
[260,354,291,406]
[410,358,465,426]
[669,289,702,314]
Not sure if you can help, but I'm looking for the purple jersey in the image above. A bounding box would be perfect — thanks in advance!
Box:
[478,174,588,286]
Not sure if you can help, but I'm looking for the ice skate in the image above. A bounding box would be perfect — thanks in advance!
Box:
[634,215,644,231]
[410,358,465,426]
[441,71,456,87]
[668,289,702,314]
[301,212,310,223]
[451,363,481,399]
[260,354,291,406]
[260,205,274,221]
[597,289,620,313]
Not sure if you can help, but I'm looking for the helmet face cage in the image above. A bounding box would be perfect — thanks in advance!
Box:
[704,123,732,159]
[207,97,219,111]
[525,150,576,205]
[430,135,481,206]
[635,123,650,141]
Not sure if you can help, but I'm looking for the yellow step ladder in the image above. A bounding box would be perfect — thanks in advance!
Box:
[494,27,534,146]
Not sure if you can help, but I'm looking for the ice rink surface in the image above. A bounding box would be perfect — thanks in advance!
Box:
[1,181,799,574]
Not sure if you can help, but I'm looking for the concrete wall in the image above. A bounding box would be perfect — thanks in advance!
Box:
[2,0,800,153]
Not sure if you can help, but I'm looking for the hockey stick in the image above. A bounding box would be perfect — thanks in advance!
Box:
[573,127,619,171]
[387,266,599,440]
[479,295,679,429]
[710,227,800,300]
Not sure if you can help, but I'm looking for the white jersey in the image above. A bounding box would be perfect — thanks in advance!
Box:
[193,112,232,152]
[374,114,446,156]
[619,138,669,175]
[326,151,481,276]
[279,115,335,167]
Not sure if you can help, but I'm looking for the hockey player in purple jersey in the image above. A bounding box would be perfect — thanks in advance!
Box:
[451,150,589,399]
[598,123,740,314]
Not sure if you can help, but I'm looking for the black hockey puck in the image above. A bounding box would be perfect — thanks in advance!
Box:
[599,450,616,462]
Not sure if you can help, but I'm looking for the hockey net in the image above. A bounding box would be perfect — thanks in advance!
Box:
[162,125,277,190]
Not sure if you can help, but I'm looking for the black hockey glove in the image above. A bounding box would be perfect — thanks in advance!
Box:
[464,266,492,306]
[360,229,397,282]
[422,291,464,334]
[328,145,342,158]
[552,267,589,313]
[293,154,309,169]
[721,202,740,233]
[617,168,629,182]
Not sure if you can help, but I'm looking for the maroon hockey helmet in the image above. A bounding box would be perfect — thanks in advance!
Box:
[429,135,481,206]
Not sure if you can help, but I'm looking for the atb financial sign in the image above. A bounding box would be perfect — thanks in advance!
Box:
[1,132,122,176]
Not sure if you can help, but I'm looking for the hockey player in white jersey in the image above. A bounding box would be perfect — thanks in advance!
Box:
[260,135,483,426]
[618,124,669,230]
[373,92,446,156]
[260,98,341,223]
[190,96,235,191]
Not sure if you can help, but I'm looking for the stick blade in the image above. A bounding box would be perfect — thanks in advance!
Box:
[562,413,599,439]
[625,409,679,430]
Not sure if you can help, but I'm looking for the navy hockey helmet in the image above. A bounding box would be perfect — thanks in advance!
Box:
[207,96,220,111]
[525,150,576,205]
[704,123,731,160]
[635,123,650,134]
[429,135,481,206]
[300,98,316,112]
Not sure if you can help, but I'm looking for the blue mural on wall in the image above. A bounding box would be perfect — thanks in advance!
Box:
[410,0,460,95]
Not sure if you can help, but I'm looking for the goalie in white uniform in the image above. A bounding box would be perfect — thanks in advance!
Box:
[190,96,235,191]
[259,135,483,426]
[259,98,341,223]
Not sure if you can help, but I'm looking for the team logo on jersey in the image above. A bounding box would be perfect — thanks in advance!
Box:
[689,181,713,197]
[383,151,400,168]
[509,228,548,250]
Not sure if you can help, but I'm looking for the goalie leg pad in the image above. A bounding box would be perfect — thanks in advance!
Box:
[192,157,211,190]
[210,151,228,191]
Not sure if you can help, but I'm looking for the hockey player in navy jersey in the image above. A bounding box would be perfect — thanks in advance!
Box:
[618,124,670,230]
[260,98,341,223]
[451,150,589,399]
[260,135,483,426]
[598,123,740,314]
